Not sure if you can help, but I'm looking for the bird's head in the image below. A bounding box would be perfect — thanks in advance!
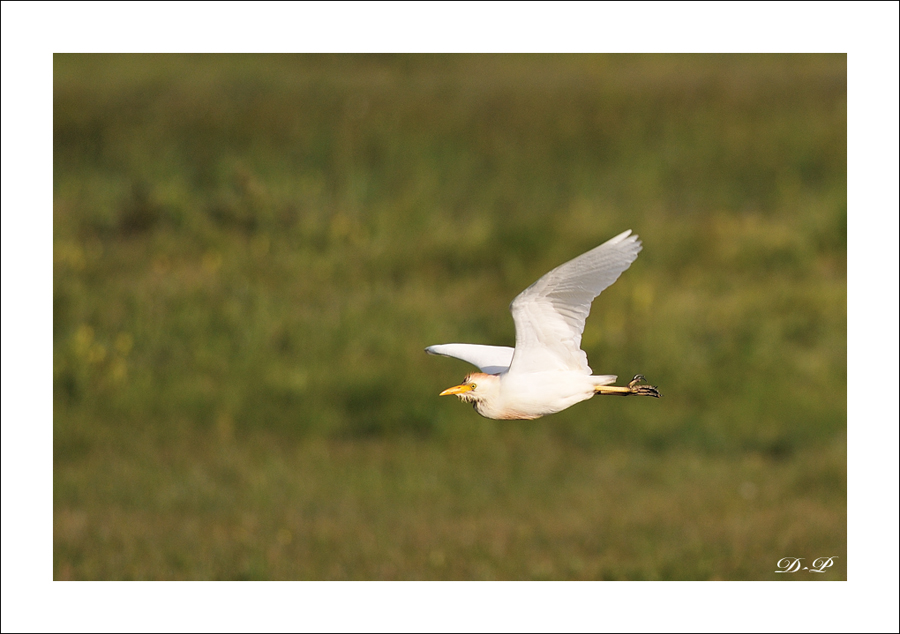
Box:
[438,372,500,404]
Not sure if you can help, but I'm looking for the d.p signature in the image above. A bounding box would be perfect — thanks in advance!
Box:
[775,556,838,573]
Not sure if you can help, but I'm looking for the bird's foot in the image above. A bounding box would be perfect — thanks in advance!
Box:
[628,374,661,398]
[594,375,661,397]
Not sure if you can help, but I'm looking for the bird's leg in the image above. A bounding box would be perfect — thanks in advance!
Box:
[595,375,661,398]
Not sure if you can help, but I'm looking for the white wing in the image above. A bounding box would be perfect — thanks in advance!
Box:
[425,344,515,375]
[507,230,641,375]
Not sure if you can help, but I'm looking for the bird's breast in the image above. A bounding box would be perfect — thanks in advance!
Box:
[486,372,597,419]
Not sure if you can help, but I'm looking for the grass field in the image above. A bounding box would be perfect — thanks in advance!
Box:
[53,54,846,580]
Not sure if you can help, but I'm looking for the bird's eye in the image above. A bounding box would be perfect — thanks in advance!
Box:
[470,383,476,389]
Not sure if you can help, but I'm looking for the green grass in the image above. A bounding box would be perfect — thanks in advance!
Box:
[53,54,846,579]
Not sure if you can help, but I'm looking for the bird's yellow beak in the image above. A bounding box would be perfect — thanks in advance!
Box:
[439,383,474,396]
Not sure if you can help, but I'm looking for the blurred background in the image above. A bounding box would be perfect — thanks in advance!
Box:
[53,54,846,580]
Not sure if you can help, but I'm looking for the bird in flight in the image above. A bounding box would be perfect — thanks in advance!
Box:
[426,230,660,420]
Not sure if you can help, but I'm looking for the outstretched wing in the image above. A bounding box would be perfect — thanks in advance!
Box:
[507,230,641,375]
[425,344,515,375]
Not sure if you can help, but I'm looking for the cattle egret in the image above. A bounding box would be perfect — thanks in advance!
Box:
[426,230,660,419]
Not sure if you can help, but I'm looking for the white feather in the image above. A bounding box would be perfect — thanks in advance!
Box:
[507,230,640,375]
[425,343,514,375]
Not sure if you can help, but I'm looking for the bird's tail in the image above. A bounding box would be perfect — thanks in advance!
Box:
[590,375,617,389]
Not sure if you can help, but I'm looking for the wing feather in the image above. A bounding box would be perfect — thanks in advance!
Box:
[507,230,641,375]
[425,343,515,375]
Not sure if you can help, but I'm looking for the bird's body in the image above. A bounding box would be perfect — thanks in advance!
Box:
[427,230,659,420]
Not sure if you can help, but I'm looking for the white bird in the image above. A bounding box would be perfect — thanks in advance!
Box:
[426,230,660,420]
